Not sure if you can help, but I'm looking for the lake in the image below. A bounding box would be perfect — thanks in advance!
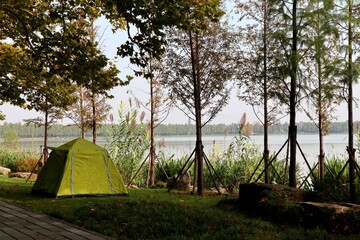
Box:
[11,134,354,170]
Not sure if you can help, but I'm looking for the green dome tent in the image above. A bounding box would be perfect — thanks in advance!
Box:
[32,138,127,198]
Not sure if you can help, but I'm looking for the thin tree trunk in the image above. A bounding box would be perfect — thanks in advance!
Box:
[289,0,298,188]
[348,1,356,203]
[92,93,96,144]
[318,91,325,179]
[316,7,324,180]
[90,18,97,144]
[80,87,85,139]
[190,30,204,195]
[263,0,269,184]
[149,58,156,187]
[43,108,49,163]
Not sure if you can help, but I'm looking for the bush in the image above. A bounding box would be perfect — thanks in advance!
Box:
[311,156,358,203]
[15,158,39,173]
[205,134,262,193]
[155,151,190,182]
[0,150,38,172]
[107,101,150,186]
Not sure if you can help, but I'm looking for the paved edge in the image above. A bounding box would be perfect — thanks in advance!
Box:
[0,198,113,240]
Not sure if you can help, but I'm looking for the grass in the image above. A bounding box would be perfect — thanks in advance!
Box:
[0,176,359,240]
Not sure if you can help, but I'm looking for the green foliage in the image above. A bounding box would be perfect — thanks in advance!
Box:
[311,156,360,202]
[2,130,19,151]
[206,134,262,192]
[155,151,190,182]
[107,101,150,185]
[0,150,38,172]
[257,190,305,224]
[103,0,223,69]
[267,157,288,185]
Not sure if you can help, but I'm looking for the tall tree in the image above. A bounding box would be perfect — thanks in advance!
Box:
[83,19,123,144]
[160,18,236,195]
[335,0,360,203]
[237,0,283,183]
[1,0,114,157]
[271,0,311,187]
[132,57,174,187]
[102,0,223,194]
[302,0,340,179]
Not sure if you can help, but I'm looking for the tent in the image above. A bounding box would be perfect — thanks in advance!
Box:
[32,138,127,198]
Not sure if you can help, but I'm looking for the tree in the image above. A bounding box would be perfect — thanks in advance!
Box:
[0,44,31,119]
[237,0,284,183]
[100,0,213,68]
[302,0,341,179]
[80,19,123,144]
[335,0,360,203]
[2,130,19,151]
[271,0,311,187]
[1,0,109,159]
[101,0,224,194]
[131,57,174,187]
[160,17,236,194]
[66,87,112,139]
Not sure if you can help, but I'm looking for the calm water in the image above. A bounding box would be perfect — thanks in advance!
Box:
[153,134,355,175]
[155,134,352,170]
[6,134,353,169]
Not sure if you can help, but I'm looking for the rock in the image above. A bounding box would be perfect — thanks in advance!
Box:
[301,201,360,234]
[0,166,11,175]
[238,183,315,209]
[9,172,37,179]
[167,171,192,191]
[210,187,227,195]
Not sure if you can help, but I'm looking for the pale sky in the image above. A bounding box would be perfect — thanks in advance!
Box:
[1,17,360,125]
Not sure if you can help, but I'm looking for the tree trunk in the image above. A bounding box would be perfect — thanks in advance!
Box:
[289,0,298,188]
[348,1,356,203]
[318,117,325,179]
[190,30,204,195]
[92,93,97,144]
[263,0,269,184]
[149,59,156,187]
[80,87,85,139]
[316,7,324,180]
[43,108,49,163]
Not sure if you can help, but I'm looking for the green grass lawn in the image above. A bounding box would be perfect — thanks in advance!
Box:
[0,175,358,240]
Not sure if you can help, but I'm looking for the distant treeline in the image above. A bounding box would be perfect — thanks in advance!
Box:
[155,121,357,136]
[0,121,357,139]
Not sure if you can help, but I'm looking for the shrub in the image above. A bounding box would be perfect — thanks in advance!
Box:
[155,151,190,183]
[205,134,262,193]
[107,101,150,186]
[15,158,39,173]
[0,150,38,172]
[311,156,360,203]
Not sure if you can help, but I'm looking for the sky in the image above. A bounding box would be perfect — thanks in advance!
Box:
[1,17,360,126]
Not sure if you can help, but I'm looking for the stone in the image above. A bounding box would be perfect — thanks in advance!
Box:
[167,171,192,191]
[0,166,11,175]
[238,183,314,208]
[9,172,37,179]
